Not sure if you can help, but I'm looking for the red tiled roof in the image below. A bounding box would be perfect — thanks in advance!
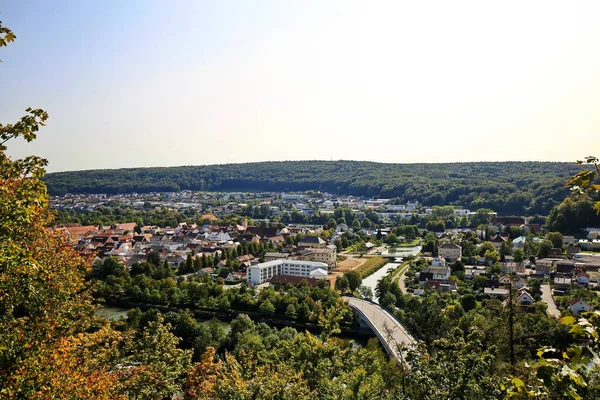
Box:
[269,276,322,287]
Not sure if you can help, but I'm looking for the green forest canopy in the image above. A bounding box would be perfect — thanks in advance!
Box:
[44,160,582,215]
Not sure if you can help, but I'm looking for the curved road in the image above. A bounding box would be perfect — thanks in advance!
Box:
[344,296,416,362]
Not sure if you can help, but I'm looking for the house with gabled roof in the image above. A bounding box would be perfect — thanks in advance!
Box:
[499,275,512,286]
[298,235,326,248]
[516,290,535,305]
[217,268,234,281]
[576,272,590,286]
[491,235,506,250]
[569,299,591,315]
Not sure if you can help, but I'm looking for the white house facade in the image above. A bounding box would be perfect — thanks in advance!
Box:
[438,243,462,262]
[570,300,591,315]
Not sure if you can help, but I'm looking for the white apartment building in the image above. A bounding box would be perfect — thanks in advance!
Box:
[248,260,328,285]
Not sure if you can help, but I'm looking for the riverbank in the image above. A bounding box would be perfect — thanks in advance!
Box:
[355,256,388,278]
[360,246,421,302]
[391,239,422,247]
[390,260,410,282]
[391,260,411,294]
[96,299,376,339]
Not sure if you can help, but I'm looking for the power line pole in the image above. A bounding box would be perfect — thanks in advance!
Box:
[508,281,515,368]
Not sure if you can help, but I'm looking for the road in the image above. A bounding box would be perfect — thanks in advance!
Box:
[541,284,561,318]
[392,262,410,294]
[344,296,416,362]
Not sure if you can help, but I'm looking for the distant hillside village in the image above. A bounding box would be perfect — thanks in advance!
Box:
[49,190,600,316]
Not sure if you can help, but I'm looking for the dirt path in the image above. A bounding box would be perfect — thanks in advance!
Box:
[334,257,367,272]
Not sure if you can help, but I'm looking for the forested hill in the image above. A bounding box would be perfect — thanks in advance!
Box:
[44,160,581,215]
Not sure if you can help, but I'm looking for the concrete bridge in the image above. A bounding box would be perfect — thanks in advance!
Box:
[344,296,416,362]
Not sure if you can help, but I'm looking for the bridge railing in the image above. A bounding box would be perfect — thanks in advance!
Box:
[344,295,415,343]
[346,302,399,360]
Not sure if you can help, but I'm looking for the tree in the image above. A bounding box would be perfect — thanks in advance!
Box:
[375,275,392,300]
[344,270,361,292]
[318,299,349,340]
[376,229,382,240]
[403,296,449,345]
[513,248,525,263]
[499,240,512,260]
[484,249,499,264]
[380,292,397,310]
[473,275,489,291]
[335,276,349,293]
[94,256,127,279]
[326,218,337,230]
[0,25,191,396]
[194,255,202,271]
[386,233,399,244]
[461,294,478,312]
[538,239,553,258]
[478,241,495,257]
[361,218,372,229]
[422,232,439,256]
[259,299,275,316]
[147,251,162,267]
[285,303,297,319]
[567,155,600,212]
[358,285,373,300]
[546,232,564,249]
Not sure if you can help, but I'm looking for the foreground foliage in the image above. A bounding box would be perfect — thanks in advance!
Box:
[1,22,192,398]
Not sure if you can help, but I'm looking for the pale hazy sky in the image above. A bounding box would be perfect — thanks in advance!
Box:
[1,1,599,172]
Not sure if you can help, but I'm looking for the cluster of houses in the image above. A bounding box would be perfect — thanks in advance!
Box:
[576,228,600,250]
[49,220,337,285]
[52,191,434,224]
[415,220,600,315]
[417,252,595,314]
[415,255,456,293]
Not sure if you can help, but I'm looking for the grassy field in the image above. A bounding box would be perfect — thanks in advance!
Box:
[355,256,388,278]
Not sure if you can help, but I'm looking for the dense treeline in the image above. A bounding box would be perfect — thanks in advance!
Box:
[546,195,600,234]
[44,161,582,215]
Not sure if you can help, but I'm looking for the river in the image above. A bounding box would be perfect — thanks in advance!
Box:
[361,246,421,303]
[95,306,232,331]
[96,306,369,346]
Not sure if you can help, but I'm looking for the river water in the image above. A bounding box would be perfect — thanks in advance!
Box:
[361,246,421,303]
[95,306,231,331]
[95,306,368,346]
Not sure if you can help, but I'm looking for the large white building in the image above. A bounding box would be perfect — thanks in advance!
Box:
[248,259,328,285]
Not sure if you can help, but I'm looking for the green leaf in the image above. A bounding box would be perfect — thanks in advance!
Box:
[536,365,555,386]
[511,377,525,389]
